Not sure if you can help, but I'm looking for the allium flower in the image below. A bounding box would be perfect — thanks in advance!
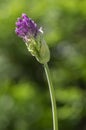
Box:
[15,13,50,64]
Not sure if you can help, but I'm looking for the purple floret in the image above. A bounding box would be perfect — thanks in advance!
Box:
[15,13,40,41]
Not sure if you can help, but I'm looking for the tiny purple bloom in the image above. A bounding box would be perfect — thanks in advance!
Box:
[15,13,43,42]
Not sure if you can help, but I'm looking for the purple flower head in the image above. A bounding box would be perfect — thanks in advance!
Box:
[15,13,50,64]
[15,13,43,42]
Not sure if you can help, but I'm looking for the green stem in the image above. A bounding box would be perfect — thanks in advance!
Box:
[44,63,58,130]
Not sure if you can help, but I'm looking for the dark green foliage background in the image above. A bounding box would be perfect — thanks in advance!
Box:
[0,0,86,130]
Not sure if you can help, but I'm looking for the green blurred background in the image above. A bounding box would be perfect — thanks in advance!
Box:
[0,0,86,130]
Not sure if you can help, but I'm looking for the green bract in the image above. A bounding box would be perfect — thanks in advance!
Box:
[26,36,50,64]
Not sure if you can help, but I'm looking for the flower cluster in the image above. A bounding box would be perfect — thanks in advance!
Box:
[15,13,42,42]
[15,13,50,64]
